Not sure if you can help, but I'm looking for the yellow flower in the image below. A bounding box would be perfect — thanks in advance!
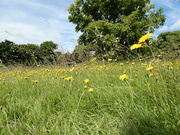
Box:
[138,33,153,43]
[130,44,143,50]
[60,76,65,79]
[69,67,75,72]
[120,63,124,66]
[65,77,74,81]
[108,59,112,62]
[146,66,153,71]
[32,80,38,83]
[90,58,96,61]
[88,88,94,92]
[84,86,88,89]
[84,79,90,83]
[119,74,128,80]
[0,106,2,109]
[149,74,154,77]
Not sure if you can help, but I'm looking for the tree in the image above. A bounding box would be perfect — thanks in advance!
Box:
[14,44,41,65]
[153,30,180,56]
[40,41,58,63]
[0,40,14,63]
[68,0,165,59]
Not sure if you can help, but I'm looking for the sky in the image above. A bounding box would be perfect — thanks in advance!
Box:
[0,0,180,52]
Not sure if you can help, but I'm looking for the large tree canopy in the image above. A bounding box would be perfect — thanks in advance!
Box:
[68,0,165,59]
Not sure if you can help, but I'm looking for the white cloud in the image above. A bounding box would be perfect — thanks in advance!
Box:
[157,25,169,32]
[169,19,180,30]
[0,0,79,52]
[0,20,62,45]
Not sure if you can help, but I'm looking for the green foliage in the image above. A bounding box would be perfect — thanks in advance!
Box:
[153,30,180,57]
[14,44,41,65]
[72,45,93,63]
[0,40,61,65]
[69,0,166,59]
[40,41,58,63]
[0,40,14,63]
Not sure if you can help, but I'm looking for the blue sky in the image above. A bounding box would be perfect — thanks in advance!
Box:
[0,0,180,52]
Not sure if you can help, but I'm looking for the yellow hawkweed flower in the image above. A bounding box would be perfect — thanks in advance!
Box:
[108,59,112,62]
[90,58,96,61]
[84,86,88,89]
[119,74,128,80]
[149,74,154,77]
[32,80,38,83]
[130,44,143,50]
[146,66,153,71]
[84,79,90,84]
[120,63,124,66]
[69,67,75,72]
[0,106,2,109]
[88,88,94,92]
[65,77,74,81]
[138,33,153,43]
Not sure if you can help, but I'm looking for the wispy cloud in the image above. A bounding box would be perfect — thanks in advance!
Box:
[0,0,78,52]
[1,0,179,52]
[169,19,180,30]
[152,0,180,35]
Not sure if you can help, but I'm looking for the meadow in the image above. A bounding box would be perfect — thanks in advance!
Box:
[0,58,179,135]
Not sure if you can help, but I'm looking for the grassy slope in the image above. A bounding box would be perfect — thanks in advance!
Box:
[0,59,179,135]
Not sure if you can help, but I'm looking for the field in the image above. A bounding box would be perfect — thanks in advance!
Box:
[0,58,179,135]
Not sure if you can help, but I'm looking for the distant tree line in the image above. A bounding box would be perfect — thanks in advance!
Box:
[0,40,58,65]
[0,30,179,66]
[0,40,92,65]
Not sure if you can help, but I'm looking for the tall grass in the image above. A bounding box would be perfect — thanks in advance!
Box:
[0,58,179,135]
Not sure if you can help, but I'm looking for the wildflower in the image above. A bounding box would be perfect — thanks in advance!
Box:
[90,58,96,61]
[32,80,38,83]
[88,88,94,92]
[119,74,128,80]
[60,76,65,79]
[146,66,153,71]
[149,74,154,77]
[84,79,90,84]
[120,63,124,66]
[164,100,168,102]
[0,106,2,109]
[133,93,138,96]
[65,77,74,81]
[45,69,50,71]
[62,84,66,88]
[84,86,88,89]
[138,33,153,43]
[37,65,40,67]
[108,59,112,62]
[130,44,143,50]
[69,67,75,72]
